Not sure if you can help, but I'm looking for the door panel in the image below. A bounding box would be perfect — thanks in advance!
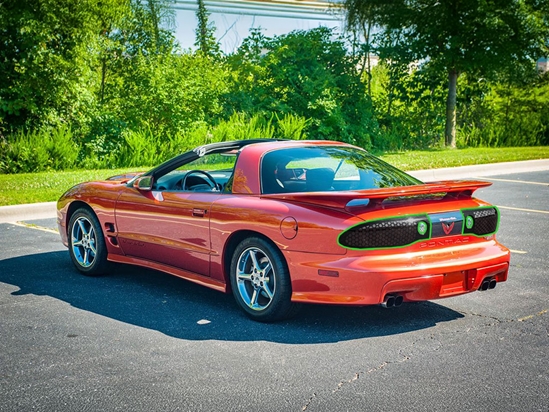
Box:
[115,188,220,277]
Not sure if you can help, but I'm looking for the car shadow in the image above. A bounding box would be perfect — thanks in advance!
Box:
[0,251,464,344]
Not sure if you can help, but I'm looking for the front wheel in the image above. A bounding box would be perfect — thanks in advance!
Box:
[230,237,300,322]
[68,208,108,276]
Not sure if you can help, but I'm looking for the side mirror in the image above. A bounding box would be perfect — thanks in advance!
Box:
[133,175,154,191]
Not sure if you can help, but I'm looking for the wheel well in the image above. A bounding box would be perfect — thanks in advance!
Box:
[222,230,286,292]
[65,201,95,235]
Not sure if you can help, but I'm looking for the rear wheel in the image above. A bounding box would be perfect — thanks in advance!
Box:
[68,208,108,276]
[230,237,300,322]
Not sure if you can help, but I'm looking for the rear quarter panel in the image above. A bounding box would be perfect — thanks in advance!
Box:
[208,195,358,283]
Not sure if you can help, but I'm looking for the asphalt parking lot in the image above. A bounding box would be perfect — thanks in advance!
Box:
[0,170,547,412]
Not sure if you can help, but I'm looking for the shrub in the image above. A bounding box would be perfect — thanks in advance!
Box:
[275,113,311,140]
[0,125,78,173]
[212,112,274,141]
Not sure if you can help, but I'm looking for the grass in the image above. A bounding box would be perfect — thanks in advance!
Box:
[381,146,549,171]
[0,146,547,206]
[0,168,141,206]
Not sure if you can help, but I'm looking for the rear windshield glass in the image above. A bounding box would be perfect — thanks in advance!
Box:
[260,146,422,194]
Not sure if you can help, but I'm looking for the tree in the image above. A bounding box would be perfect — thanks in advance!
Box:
[344,0,389,97]
[0,0,103,131]
[225,27,378,147]
[343,0,549,147]
[114,0,177,56]
[194,0,220,57]
[90,0,180,138]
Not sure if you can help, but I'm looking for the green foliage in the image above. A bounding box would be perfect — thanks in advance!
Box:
[275,114,311,140]
[369,62,447,151]
[103,112,310,169]
[194,0,221,57]
[1,0,547,175]
[457,74,549,147]
[99,52,229,140]
[225,27,378,148]
[0,0,120,131]
[343,0,549,147]
[116,124,193,167]
[0,125,78,173]
[212,113,274,141]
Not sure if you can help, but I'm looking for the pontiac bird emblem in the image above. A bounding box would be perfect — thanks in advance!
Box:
[442,221,455,235]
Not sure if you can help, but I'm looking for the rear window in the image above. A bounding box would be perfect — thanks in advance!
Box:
[260,146,421,194]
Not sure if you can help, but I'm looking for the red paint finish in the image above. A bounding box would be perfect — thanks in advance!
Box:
[57,140,510,312]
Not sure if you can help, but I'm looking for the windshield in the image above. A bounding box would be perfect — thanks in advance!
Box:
[261,146,422,194]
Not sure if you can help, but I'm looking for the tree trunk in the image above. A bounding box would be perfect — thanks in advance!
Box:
[445,69,458,147]
[362,20,372,97]
[148,0,160,53]
[100,58,107,104]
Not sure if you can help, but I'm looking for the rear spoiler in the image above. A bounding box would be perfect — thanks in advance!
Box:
[261,180,492,210]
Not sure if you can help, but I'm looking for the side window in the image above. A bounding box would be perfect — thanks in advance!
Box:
[155,152,238,192]
[261,151,286,194]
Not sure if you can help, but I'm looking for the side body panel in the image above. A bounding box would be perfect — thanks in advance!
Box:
[114,188,220,277]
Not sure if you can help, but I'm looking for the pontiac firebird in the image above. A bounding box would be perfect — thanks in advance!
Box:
[57,139,510,321]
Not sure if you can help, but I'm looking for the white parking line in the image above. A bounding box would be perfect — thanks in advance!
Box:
[479,177,549,186]
[497,205,549,215]
[12,221,59,234]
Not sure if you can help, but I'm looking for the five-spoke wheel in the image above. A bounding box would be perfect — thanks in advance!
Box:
[230,237,299,322]
[68,208,108,276]
[235,246,275,311]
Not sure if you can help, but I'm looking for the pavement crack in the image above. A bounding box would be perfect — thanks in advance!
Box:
[457,310,509,325]
[333,371,361,393]
[301,393,316,411]
[332,356,411,394]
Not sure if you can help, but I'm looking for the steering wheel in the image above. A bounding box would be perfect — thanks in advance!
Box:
[178,170,218,191]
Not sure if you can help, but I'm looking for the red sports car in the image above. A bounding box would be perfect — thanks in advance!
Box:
[57,139,510,321]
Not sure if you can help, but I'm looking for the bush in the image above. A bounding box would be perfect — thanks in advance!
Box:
[0,125,78,173]
[116,123,209,168]
[211,113,274,141]
[110,112,312,169]
[275,114,311,140]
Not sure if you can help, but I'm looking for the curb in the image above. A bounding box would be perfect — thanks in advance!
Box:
[0,202,57,224]
[1,159,548,223]
[409,158,549,181]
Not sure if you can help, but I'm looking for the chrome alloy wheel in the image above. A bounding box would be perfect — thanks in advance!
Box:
[235,247,276,311]
[71,216,97,268]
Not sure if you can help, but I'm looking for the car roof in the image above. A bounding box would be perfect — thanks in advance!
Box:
[231,140,357,195]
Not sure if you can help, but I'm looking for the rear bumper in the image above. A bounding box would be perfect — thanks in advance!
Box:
[286,239,510,305]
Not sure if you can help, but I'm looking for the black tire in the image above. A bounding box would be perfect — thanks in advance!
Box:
[68,208,109,276]
[230,236,300,322]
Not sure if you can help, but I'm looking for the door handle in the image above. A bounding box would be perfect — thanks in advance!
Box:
[192,208,207,217]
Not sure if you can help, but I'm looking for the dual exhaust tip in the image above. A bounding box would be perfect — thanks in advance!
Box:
[381,294,403,308]
[382,277,497,308]
[479,278,497,291]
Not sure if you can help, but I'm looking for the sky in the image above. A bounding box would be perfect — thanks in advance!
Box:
[173,4,344,53]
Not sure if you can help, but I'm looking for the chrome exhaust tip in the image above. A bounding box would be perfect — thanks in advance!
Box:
[381,295,396,308]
